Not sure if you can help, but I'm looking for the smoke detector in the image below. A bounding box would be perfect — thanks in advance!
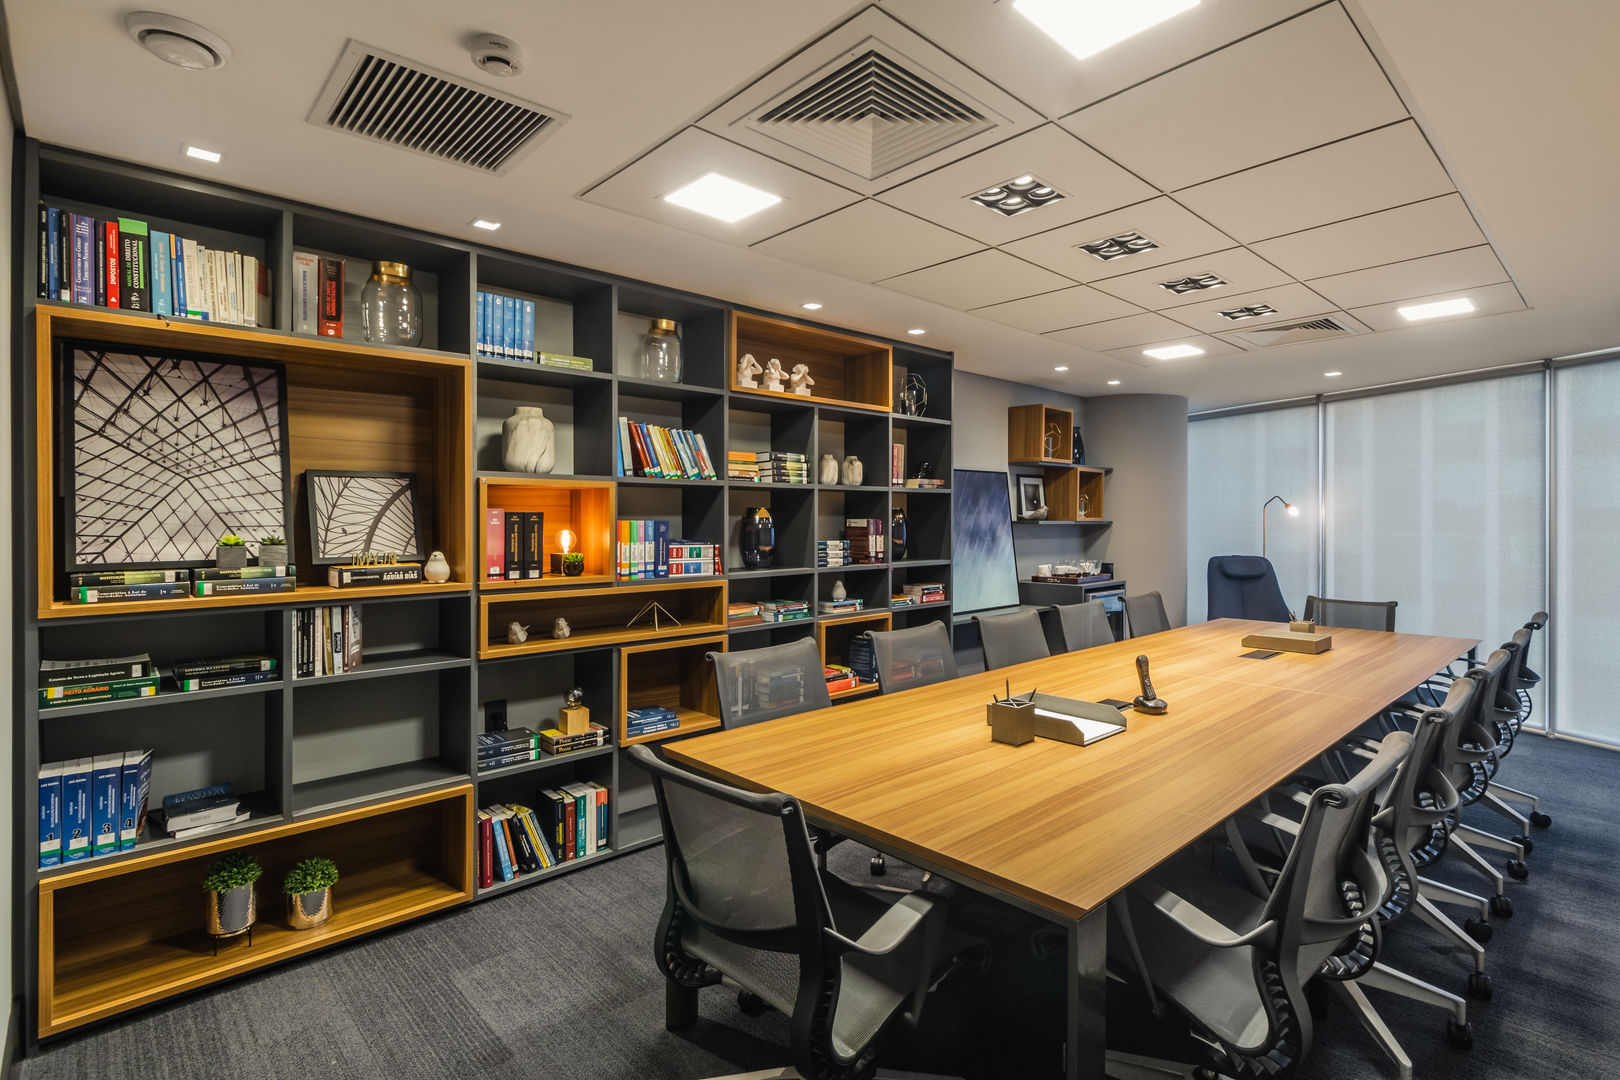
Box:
[124,12,232,70]
[470,33,525,77]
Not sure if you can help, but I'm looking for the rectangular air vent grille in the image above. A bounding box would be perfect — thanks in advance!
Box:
[310,42,568,175]
[1234,317,1360,348]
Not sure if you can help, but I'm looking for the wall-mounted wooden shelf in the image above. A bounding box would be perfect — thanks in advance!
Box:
[1008,403,1074,465]
[731,312,891,412]
[478,579,728,659]
[618,634,726,746]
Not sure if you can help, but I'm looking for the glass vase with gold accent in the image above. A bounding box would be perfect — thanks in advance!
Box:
[361,261,424,346]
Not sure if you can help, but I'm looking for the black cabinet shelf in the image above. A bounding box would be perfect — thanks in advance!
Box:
[291,650,470,686]
[291,761,469,818]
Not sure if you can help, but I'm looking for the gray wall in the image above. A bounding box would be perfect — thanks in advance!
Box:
[1082,394,1190,625]
[2,98,15,1036]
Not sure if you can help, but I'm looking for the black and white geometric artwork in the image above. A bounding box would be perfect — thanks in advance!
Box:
[66,345,289,569]
[305,471,425,564]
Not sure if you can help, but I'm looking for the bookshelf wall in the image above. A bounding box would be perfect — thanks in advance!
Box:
[14,141,955,1045]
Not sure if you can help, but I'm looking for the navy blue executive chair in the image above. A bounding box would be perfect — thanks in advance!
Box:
[1206,555,1291,622]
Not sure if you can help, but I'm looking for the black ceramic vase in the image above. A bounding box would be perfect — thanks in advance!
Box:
[739,507,775,570]
[890,506,908,560]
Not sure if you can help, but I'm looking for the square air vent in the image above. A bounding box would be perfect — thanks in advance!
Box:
[1217,303,1279,321]
[1078,231,1159,261]
[1158,273,1225,294]
[309,41,569,175]
[1232,317,1361,347]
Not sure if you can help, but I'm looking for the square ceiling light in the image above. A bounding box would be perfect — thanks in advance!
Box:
[1158,273,1226,295]
[1013,0,1201,60]
[663,172,782,223]
[1078,230,1160,262]
[969,174,1066,218]
[1217,303,1279,321]
[1143,344,1205,360]
[1398,296,1476,321]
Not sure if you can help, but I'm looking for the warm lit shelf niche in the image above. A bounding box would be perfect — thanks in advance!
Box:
[478,477,615,589]
[730,311,891,412]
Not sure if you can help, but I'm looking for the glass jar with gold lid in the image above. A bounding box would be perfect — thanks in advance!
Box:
[640,317,682,382]
[361,261,424,347]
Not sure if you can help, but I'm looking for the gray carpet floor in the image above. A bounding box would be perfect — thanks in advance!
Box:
[18,733,1618,1080]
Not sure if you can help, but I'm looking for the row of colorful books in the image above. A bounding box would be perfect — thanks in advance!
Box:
[615,418,718,479]
[484,508,545,581]
[616,519,720,580]
[844,518,887,563]
[39,653,278,708]
[294,607,362,678]
[476,783,610,886]
[38,203,270,326]
[38,751,151,866]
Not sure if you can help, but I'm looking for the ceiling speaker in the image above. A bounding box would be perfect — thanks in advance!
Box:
[124,12,232,70]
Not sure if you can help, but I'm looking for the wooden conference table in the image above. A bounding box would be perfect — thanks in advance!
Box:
[664,618,1478,1080]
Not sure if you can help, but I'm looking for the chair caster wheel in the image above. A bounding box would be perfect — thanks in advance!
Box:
[1448,1018,1475,1049]
[1506,859,1530,881]
[1467,972,1494,1001]
[1530,811,1552,829]
[1490,893,1514,918]
[869,855,887,876]
[1464,917,1493,944]
[737,990,769,1017]
[1513,834,1533,855]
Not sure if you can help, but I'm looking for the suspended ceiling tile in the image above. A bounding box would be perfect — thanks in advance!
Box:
[879,249,1074,309]
[1104,334,1251,368]
[873,125,1157,246]
[1306,244,1508,310]
[882,0,1322,121]
[1058,5,1408,192]
[1175,121,1454,243]
[752,200,984,282]
[1044,311,1195,351]
[972,285,1141,334]
[1168,282,1339,335]
[1087,247,1292,311]
[1001,197,1238,283]
[1346,281,1526,332]
[581,127,861,246]
[1250,194,1487,281]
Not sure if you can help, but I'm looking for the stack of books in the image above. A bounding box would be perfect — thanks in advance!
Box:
[327,561,421,588]
[728,601,764,627]
[291,253,346,337]
[294,606,362,678]
[823,664,857,694]
[817,539,851,567]
[38,203,271,326]
[903,477,946,489]
[757,451,808,484]
[161,782,250,840]
[751,668,809,712]
[67,568,190,605]
[196,565,297,596]
[847,635,879,684]
[845,518,887,563]
[903,582,947,605]
[616,418,718,479]
[539,722,608,756]
[890,593,916,608]
[817,597,864,615]
[616,519,720,579]
[171,655,278,692]
[39,653,159,708]
[475,291,537,361]
[627,705,681,739]
[485,508,544,581]
[37,751,152,866]
[477,728,542,771]
[760,600,811,623]
[727,452,760,481]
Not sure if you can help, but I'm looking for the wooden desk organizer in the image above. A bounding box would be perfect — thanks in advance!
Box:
[987,699,1034,745]
[1241,627,1334,654]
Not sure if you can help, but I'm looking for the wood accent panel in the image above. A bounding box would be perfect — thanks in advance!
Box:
[618,634,727,746]
[731,312,892,411]
[478,478,616,588]
[479,579,728,658]
[666,620,1476,920]
[815,611,891,670]
[38,786,473,1037]
[1008,403,1073,464]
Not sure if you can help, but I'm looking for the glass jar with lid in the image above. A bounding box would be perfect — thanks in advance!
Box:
[360,261,424,347]
[640,318,682,382]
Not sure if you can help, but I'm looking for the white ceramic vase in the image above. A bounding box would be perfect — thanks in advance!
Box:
[840,455,863,486]
[819,454,840,485]
[502,407,556,474]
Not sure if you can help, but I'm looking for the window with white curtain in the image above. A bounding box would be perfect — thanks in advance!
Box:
[1553,360,1619,743]
[1187,406,1319,622]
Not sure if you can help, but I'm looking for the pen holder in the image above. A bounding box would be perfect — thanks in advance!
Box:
[1289,619,1316,634]
[987,699,1035,746]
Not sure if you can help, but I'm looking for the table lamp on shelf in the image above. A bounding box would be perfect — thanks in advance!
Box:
[550,529,584,576]
[1261,495,1300,557]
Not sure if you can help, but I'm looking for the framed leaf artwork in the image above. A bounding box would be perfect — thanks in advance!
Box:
[303,470,426,565]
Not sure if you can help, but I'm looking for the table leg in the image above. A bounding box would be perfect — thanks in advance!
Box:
[1066,905,1108,1080]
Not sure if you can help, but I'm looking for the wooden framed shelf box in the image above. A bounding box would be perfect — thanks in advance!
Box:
[618,634,727,745]
[479,579,728,659]
[817,612,890,700]
[731,312,891,412]
[1007,403,1074,464]
[478,477,615,589]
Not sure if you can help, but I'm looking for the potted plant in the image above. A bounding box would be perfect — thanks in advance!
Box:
[215,533,248,570]
[560,551,585,577]
[258,534,288,570]
[203,851,261,939]
[283,857,339,929]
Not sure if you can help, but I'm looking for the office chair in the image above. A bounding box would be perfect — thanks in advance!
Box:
[973,608,1049,670]
[1055,599,1116,652]
[629,745,966,1080]
[1303,595,1398,631]
[1206,555,1290,621]
[709,637,831,730]
[1481,623,1553,830]
[864,622,958,694]
[1108,733,1411,1080]
[1122,591,1171,637]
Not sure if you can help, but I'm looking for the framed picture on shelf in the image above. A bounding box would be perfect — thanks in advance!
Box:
[304,470,426,564]
[1016,476,1048,520]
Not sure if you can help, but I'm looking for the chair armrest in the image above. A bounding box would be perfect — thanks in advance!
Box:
[826,893,939,958]
[1131,881,1278,950]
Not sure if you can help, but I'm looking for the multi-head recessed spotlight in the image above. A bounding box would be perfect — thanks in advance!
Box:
[969,174,1066,218]
[1217,303,1279,321]
[1157,273,1225,295]
[1078,231,1159,262]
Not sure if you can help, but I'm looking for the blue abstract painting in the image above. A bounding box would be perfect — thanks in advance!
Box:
[952,469,1019,613]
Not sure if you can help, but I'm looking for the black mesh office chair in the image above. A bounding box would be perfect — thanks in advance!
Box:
[709,637,831,730]
[1206,555,1290,621]
[630,745,963,1080]
[1109,734,1410,1080]
[1122,591,1171,637]
[973,608,1049,670]
[1303,595,1398,631]
[864,623,957,694]
[1056,599,1115,652]
[1483,623,1553,830]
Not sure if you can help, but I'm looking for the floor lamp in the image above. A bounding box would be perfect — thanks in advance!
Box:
[1261,495,1299,557]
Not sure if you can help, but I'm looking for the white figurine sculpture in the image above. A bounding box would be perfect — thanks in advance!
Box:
[506,621,530,644]
[736,351,762,388]
[763,357,787,392]
[790,363,814,396]
[554,617,571,639]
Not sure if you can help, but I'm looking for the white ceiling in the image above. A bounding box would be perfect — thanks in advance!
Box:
[9,0,1619,411]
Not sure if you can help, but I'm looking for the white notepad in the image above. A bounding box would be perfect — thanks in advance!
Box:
[1033,709,1125,745]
